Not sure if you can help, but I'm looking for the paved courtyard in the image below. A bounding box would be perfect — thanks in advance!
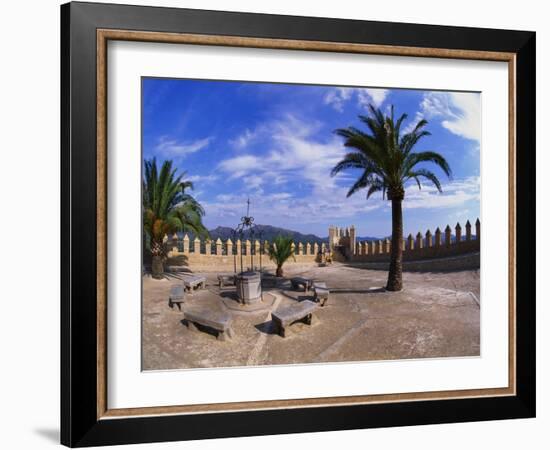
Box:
[142,263,480,370]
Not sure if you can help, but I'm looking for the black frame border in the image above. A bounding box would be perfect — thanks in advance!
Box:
[61,2,535,447]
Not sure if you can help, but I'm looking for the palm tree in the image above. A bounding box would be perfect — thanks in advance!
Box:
[143,158,208,279]
[268,235,296,277]
[331,104,452,291]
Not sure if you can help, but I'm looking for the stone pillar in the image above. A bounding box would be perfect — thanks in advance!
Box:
[193,237,201,254]
[171,233,179,255]
[321,242,326,253]
[216,238,223,256]
[356,242,361,255]
[416,232,423,249]
[182,234,190,253]
[245,239,251,256]
[425,230,432,248]
[328,226,336,251]
[163,234,169,256]
[298,242,304,255]
[384,238,391,253]
[370,241,376,254]
[362,242,369,255]
[291,242,296,255]
[455,222,462,243]
[349,225,356,255]
[376,240,383,254]
[465,220,472,241]
[407,234,414,251]
[254,240,261,255]
[434,228,442,247]
[306,242,312,255]
[226,238,233,255]
[313,242,319,255]
[236,239,242,255]
[476,218,481,240]
[205,239,212,255]
[444,225,452,247]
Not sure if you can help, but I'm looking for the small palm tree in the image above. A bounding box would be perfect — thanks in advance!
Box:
[268,235,296,277]
[143,158,208,278]
[331,104,452,291]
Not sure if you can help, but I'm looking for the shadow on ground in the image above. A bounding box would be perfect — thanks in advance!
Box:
[34,428,59,444]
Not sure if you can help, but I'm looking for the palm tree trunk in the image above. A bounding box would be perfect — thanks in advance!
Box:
[151,239,165,279]
[276,265,283,278]
[386,198,403,291]
[152,255,164,279]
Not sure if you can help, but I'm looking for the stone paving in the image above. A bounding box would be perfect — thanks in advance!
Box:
[142,263,480,370]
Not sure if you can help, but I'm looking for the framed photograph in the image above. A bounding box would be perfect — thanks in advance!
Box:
[61,1,536,447]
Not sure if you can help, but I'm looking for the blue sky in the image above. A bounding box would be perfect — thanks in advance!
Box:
[142,78,480,238]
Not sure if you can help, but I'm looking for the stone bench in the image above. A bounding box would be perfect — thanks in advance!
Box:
[168,285,185,310]
[290,277,313,292]
[271,300,319,337]
[313,282,330,306]
[217,274,236,287]
[182,275,206,292]
[184,307,234,341]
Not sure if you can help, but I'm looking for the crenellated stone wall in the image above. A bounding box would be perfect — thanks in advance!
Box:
[161,219,480,272]
[351,219,480,262]
[165,235,325,272]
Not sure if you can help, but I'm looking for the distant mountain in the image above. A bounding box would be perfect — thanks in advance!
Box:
[207,225,327,244]
[356,236,383,242]
[179,225,383,244]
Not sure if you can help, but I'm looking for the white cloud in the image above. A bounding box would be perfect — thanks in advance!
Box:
[187,174,218,184]
[323,88,353,112]
[357,88,389,108]
[218,155,261,179]
[154,136,212,157]
[229,128,257,149]
[403,176,480,210]
[324,87,389,112]
[203,176,479,235]
[209,114,479,235]
[243,174,264,189]
[404,92,480,141]
[218,114,344,194]
[210,114,391,228]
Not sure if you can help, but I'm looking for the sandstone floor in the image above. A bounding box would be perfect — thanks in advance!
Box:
[142,263,480,370]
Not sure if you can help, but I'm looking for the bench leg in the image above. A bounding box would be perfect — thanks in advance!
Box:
[187,321,198,332]
[304,313,312,326]
[175,301,183,311]
[273,320,285,337]
[218,328,234,341]
[321,297,328,307]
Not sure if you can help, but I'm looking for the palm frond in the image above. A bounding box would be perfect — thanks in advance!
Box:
[143,158,208,252]
[406,169,443,192]
[332,103,452,201]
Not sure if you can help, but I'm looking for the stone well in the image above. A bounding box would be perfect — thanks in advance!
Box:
[235,271,261,304]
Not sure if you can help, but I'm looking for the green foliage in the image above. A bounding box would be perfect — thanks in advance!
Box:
[331,104,452,200]
[268,235,296,268]
[143,158,209,258]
